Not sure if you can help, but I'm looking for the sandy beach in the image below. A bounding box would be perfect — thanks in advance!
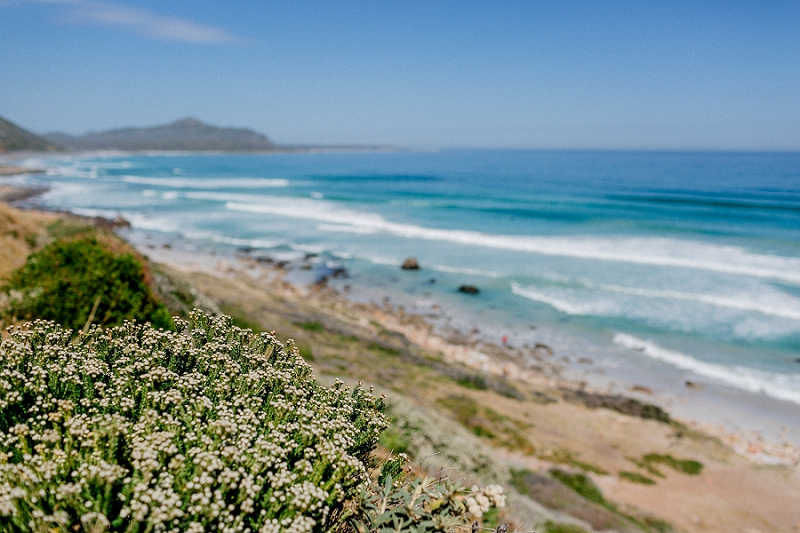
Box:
[143,242,800,533]
[1,191,800,532]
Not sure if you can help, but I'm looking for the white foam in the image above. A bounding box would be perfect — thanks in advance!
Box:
[364,255,403,266]
[210,236,285,249]
[121,176,289,189]
[429,264,504,279]
[70,207,120,219]
[510,282,800,340]
[511,283,622,315]
[613,333,800,405]
[122,212,181,233]
[222,198,800,285]
[46,166,98,179]
[596,283,800,321]
[318,223,378,235]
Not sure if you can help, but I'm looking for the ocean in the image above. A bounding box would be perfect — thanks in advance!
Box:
[8,149,800,439]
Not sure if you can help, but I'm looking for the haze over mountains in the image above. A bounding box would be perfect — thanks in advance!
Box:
[0,115,389,153]
[0,116,61,153]
[44,118,278,152]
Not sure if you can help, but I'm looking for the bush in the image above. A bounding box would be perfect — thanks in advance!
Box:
[349,475,506,533]
[549,470,604,505]
[0,311,387,532]
[0,311,505,533]
[0,237,172,331]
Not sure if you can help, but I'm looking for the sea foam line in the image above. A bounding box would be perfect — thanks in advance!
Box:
[597,283,800,321]
[511,281,800,325]
[224,198,800,285]
[613,333,800,406]
[510,283,620,316]
[122,176,289,189]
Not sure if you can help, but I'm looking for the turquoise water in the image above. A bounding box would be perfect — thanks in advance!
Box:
[10,150,800,410]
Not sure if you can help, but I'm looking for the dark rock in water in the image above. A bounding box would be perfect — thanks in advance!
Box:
[429,278,436,283]
[401,257,420,270]
[458,285,480,294]
[794,358,800,364]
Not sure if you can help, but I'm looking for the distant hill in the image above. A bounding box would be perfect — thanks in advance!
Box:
[0,116,62,153]
[44,118,279,152]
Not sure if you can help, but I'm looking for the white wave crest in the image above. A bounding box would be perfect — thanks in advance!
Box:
[597,283,800,321]
[510,281,800,342]
[223,198,800,285]
[429,264,504,278]
[613,333,800,405]
[122,176,289,188]
[511,283,621,315]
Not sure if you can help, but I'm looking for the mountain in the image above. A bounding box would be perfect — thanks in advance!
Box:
[44,118,278,152]
[0,116,62,153]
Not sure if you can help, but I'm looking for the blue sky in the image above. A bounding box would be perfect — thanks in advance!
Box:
[1,0,798,149]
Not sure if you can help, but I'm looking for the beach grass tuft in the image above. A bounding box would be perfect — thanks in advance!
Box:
[543,520,590,533]
[549,470,605,505]
[620,471,658,485]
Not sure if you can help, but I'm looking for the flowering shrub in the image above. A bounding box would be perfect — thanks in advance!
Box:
[0,311,387,532]
[0,237,173,331]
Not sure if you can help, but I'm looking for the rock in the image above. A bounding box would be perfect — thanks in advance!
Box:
[401,257,420,270]
[458,285,479,294]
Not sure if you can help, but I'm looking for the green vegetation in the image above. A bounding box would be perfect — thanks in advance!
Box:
[351,476,506,533]
[0,115,62,152]
[297,342,315,361]
[0,237,172,331]
[295,320,325,332]
[509,469,532,496]
[379,426,412,455]
[377,455,406,486]
[642,454,703,475]
[545,449,608,475]
[367,342,402,356]
[0,311,506,532]
[436,394,535,453]
[549,470,605,506]
[542,520,590,533]
[456,373,489,390]
[619,471,657,485]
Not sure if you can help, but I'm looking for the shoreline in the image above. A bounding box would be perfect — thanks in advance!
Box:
[132,230,800,465]
[2,190,800,531]
[3,179,799,458]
